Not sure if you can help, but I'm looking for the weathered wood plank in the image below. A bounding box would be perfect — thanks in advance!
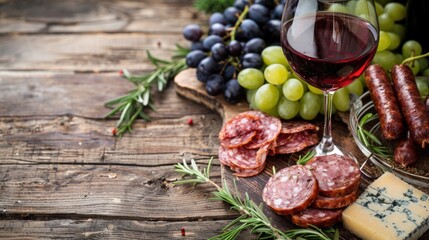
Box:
[0,163,237,220]
[0,219,256,240]
[0,0,207,34]
[0,33,190,72]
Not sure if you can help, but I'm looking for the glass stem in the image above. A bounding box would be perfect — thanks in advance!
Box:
[319,91,335,153]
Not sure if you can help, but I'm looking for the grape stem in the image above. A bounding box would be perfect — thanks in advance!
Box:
[401,52,429,65]
[230,5,249,41]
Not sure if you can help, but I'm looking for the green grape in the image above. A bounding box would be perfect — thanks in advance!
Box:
[378,13,394,31]
[384,2,406,21]
[263,104,280,117]
[375,2,384,16]
[358,74,366,88]
[237,68,265,90]
[333,88,350,112]
[395,53,404,65]
[246,88,258,109]
[319,95,337,115]
[424,68,429,77]
[372,50,397,71]
[346,1,356,12]
[404,61,420,75]
[264,63,289,85]
[387,32,401,51]
[255,83,280,111]
[299,91,320,120]
[307,84,324,95]
[278,97,300,120]
[328,3,349,13]
[355,0,372,16]
[346,78,364,96]
[290,72,308,92]
[391,24,406,41]
[377,31,391,52]
[402,40,423,59]
[261,46,290,68]
[416,76,429,98]
[282,78,305,101]
[417,58,429,74]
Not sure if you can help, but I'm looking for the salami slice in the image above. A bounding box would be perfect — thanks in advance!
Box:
[291,208,343,228]
[306,154,361,197]
[218,145,231,166]
[221,131,257,148]
[262,165,318,215]
[231,162,266,177]
[245,115,282,149]
[274,131,319,155]
[219,112,260,141]
[227,146,264,170]
[311,190,358,209]
[280,121,319,134]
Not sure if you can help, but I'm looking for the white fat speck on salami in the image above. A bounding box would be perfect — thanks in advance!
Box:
[306,154,361,197]
[291,207,343,228]
[245,115,282,149]
[262,165,318,215]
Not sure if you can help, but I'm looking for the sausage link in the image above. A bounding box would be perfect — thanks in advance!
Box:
[365,64,404,140]
[391,64,429,148]
[394,133,418,167]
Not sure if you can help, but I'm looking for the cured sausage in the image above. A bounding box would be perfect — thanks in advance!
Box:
[365,64,404,140]
[311,190,358,209]
[391,64,429,148]
[280,121,319,134]
[262,165,318,215]
[274,131,319,155]
[291,208,343,228]
[306,154,361,197]
[221,131,256,148]
[245,114,282,149]
[394,133,419,167]
[219,112,260,141]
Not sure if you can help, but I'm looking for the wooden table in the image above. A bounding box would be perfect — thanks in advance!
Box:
[0,1,427,239]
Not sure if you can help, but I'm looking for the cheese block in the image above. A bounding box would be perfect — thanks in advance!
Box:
[342,172,429,240]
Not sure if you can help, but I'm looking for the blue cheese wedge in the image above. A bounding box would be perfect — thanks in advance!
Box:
[342,172,429,240]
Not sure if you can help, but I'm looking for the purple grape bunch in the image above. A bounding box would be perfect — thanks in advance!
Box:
[182,0,285,103]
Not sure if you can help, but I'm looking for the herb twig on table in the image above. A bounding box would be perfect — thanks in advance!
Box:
[357,113,392,158]
[174,159,339,240]
[104,45,189,136]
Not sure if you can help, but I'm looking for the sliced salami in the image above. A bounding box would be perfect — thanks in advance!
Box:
[280,121,319,134]
[291,208,343,228]
[227,146,264,170]
[274,131,319,155]
[218,145,231,166]
[219,112,260,141]
[306,154,361,197]
[245,115,282,149]
[231,162,266,177]
[221,131,257,148]
[311,190,358,209]
[262,165,318,215]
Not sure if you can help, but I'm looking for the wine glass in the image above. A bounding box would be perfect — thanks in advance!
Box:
[281,0,379,157]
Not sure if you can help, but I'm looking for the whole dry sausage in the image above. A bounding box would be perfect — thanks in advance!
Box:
[365,64,404,140]
[391,64,429,148]
[394,133,419,167]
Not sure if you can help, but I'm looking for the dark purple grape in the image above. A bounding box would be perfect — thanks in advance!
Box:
[182,24,203,42]
[263,19,281,43]
[243,38,266,54]
[255,0,275,9]
[224,7,241,25]
[233,0,249,11]
[223,64,236,80]
[211,43,229,61]
[209,23,227,37]
[197,56,221,75]
[241,53,263,69]
[248,4,271,25]
[196,69,211,83]
[228,40,243,56]
[272,3,284,19]
[224,79,244,104]
[209,12,226,25]
[205,74,226,96]
[185,50,207,68]
[202,35,223,51]
[239,19,262,40]
[190,41,204,51]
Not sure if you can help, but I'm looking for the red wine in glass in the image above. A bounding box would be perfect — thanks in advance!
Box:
[282,12,378,91]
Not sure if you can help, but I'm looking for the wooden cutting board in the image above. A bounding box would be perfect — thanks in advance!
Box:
[174,68,374,239]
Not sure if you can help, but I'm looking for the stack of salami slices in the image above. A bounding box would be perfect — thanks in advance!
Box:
[218,111,319,177]
[263,154,361,228]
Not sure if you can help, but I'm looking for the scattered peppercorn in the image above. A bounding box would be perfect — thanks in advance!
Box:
[112,128,117,136]
[181,227,186,236]
[187,118,193,125]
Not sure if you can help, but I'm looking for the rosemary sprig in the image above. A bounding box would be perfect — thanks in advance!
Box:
[174,159,339,240]
[193,0,235,14]
[296,150,316,165]
[357,113,392,158]
[104,45,189,136]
